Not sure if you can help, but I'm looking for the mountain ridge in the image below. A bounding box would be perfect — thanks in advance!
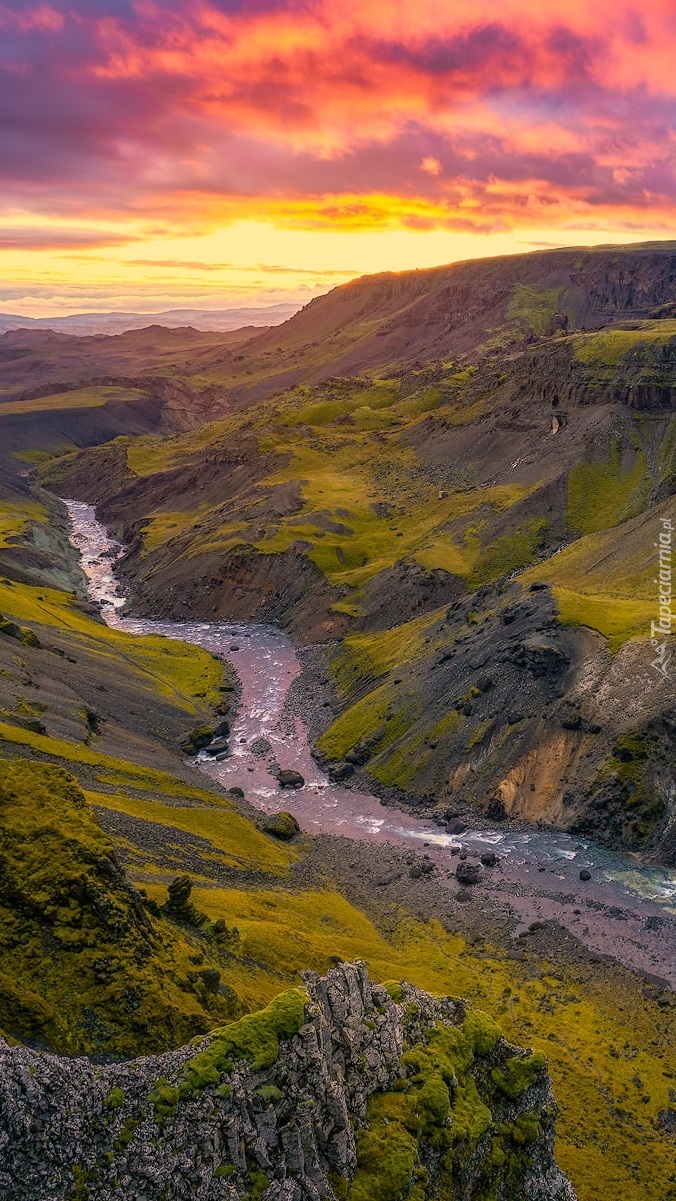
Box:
[0,303,300,337]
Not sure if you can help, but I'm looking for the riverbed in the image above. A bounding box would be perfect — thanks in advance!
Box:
[65,499,676,986]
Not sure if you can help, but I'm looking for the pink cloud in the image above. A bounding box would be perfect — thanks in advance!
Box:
[0,1,675,236]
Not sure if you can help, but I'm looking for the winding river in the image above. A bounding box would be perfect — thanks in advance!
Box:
[65,500,676,986]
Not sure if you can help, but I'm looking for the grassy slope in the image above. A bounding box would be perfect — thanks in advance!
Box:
[0,385,151,418]
[0,760,244,1056]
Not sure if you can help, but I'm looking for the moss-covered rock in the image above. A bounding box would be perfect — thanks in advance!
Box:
[0,962,575,1201]
[262,810,301,840]
[0,613,40,647]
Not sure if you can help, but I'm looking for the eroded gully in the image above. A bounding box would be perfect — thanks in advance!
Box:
[65,499,676,986]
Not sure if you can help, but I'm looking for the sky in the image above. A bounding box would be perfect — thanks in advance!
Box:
[2,0,676,316]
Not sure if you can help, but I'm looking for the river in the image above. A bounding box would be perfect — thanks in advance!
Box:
[65,499,676,985]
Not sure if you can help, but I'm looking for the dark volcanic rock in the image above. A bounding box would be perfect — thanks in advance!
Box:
[203,736,230,756]
[486,798,508,822]
[277,769,305,789]
[480,851,499,867]
[446,819,467,835]
[328,762,354,782]
[456,862,482,886]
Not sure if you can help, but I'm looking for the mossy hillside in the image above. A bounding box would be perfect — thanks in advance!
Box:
[315,603,505,791]
[0,717,216,796]
[0,385,150,418]
[567,443,650,536]
[551,589,653,653]
[0,751,671,1201]
[328,612,441,701]
[520,498,670,650]
[572,321,676,372]
[252,436,531,590]
[507,284,564,335]
[175,987,307,1101]
[0,577,226,715]
[0,760,240,1055]
[135,884,676,1201]
[41,370,543,603]
[86,789,294,875]
[0,717,294,878]
[467,518,550,587]
[580,729,670,848]
[0,499,47,550]
[41,347,667,641]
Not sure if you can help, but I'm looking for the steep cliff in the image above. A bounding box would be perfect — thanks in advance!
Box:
[0,962,575,1201]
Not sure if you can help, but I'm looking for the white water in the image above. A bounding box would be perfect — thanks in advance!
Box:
[65,499,676,982]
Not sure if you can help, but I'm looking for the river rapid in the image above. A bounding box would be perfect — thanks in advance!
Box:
[65,499,676,985]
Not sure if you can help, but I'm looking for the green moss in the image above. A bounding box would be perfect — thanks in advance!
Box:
[349,1104,419,1201]
[464,1010,502,1057]
[491,1051,546,1099]
[384,981,404,1003]
[469,519,549,586]
[467,720,493,749]
[247,1165,270,1201]
[0,576,226,715]
[177,987,307,1097]
[588,731,666,846]
[255,1084,284,1104]
[149,1078,180,1121]
[348,1008,527,1201]
[573,322,676,368]
[508,285,562,335]
[0,385,149,418]
[113,1116,139,1152]
[567,445,648,535]
[502,1112,541,1145]
[0,500,47,550]
[104,1088,125,1111]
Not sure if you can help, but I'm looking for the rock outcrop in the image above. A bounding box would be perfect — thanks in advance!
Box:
[0,962,576,1201]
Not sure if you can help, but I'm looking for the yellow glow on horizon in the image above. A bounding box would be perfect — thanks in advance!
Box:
[1,215,670,318]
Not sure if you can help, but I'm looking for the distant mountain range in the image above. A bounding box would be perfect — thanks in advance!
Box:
[0,303,300,336]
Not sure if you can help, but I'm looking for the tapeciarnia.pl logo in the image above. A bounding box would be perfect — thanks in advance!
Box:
[650,516,673,679]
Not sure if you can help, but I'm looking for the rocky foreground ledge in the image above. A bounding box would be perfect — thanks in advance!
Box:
[0,961,575,1201]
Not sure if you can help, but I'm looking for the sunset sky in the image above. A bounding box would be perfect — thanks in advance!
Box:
[2,0,676,316]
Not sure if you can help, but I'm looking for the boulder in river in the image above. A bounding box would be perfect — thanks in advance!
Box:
[249,737,272,756]
[204,736,230,756]
[579,868,592,882]
[263,811,301,840]
[277,769,305,789]
[480,851,499,867]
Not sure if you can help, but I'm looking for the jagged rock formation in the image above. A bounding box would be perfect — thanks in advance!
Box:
[0,962,575,1201]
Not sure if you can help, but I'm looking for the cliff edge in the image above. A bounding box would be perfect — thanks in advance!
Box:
[0,961,575,1201]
